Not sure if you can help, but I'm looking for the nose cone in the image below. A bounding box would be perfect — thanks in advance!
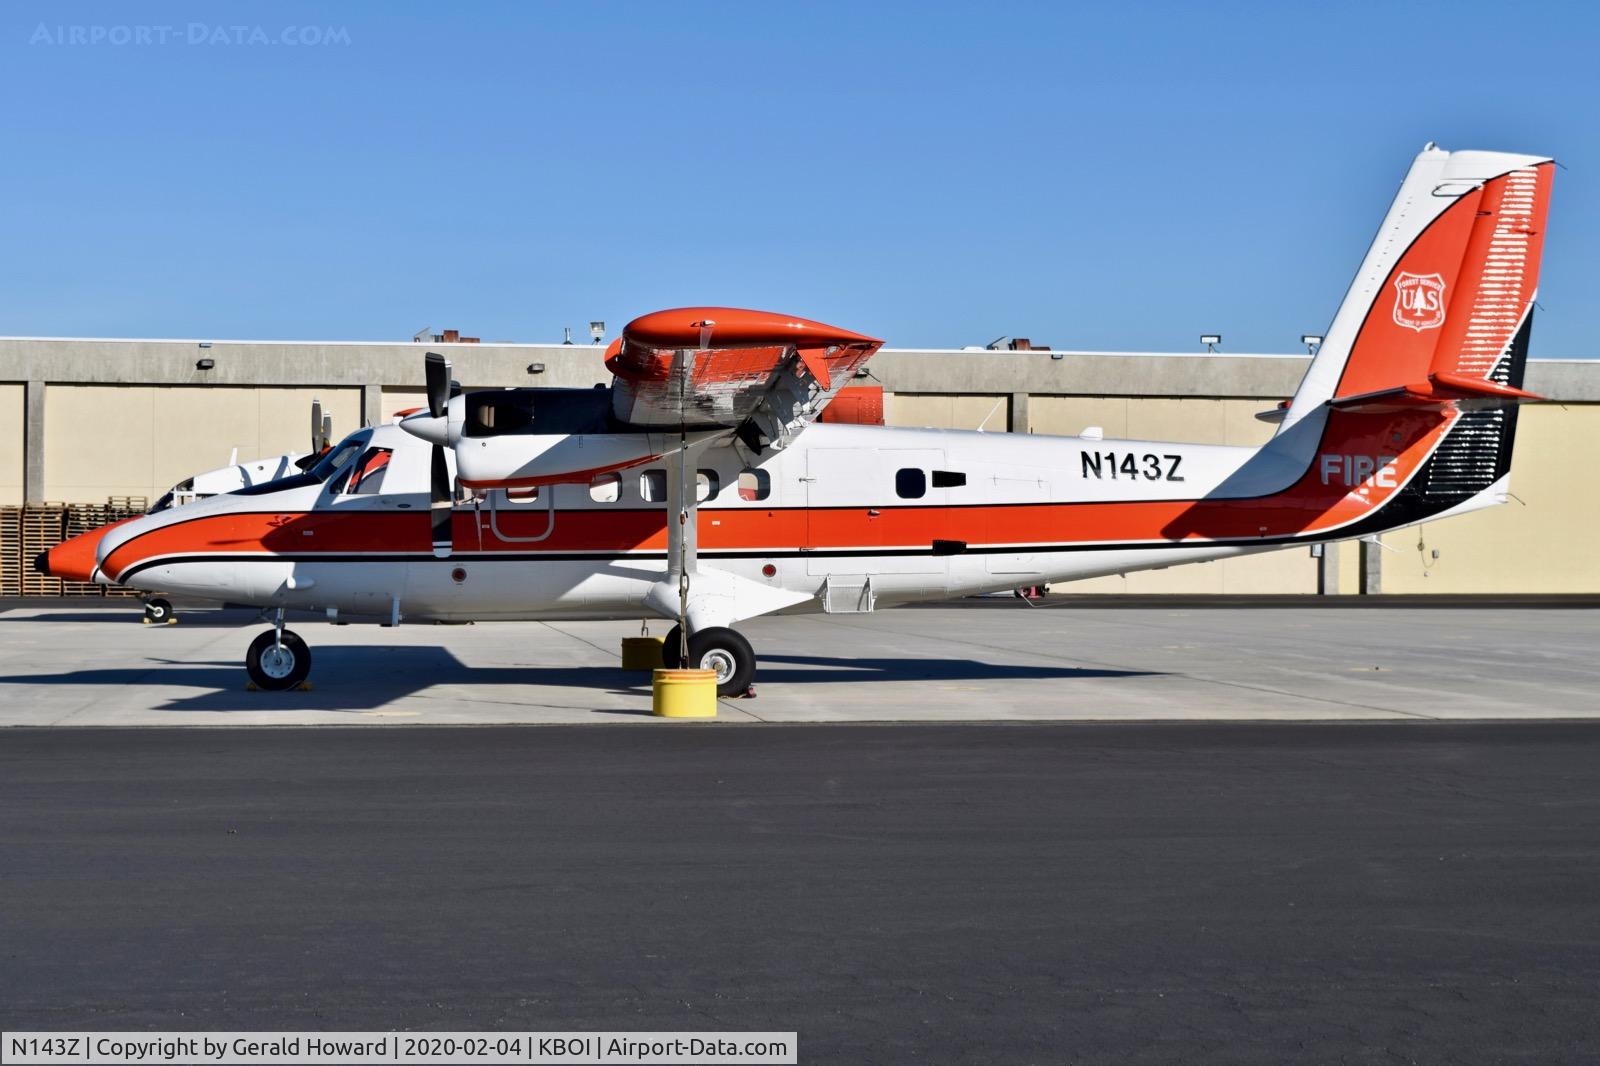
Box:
[399,410,449,446]
[40,517,138,584]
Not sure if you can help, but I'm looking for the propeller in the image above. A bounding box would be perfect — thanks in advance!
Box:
[423,352,455,558]
[425,351,450,418]
[310,397,325,453]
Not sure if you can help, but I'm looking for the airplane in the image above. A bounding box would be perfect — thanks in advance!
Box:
[37,144,1554,696]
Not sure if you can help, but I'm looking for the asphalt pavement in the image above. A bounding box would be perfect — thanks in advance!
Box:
[4,723,1599,1063]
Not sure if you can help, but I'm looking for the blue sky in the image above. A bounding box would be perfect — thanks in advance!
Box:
[2,1,1596,355]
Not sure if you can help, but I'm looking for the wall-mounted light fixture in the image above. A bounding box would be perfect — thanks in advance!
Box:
[1301,334,1324,355]
[589,321,606,344]
[196,357,216,371]
[527,363,545,374]
[1200,334,1222,353]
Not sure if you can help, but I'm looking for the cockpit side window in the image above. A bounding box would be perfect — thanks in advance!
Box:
[345,448,393,495]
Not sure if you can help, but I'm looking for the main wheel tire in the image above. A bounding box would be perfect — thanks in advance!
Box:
[685,627,756,697]
[661,624,684,669]
[144,597,174,623]
[246,629,312,691]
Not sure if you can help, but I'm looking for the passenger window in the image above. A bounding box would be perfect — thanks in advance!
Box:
[640,469,668,502]
[931,470,966,488]
[737,468,771,501]
[345,448,393,495]
[590,472,622,503]
[697,470,720,502]
[895,468,926,499]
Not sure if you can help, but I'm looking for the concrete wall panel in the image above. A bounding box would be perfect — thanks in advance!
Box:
[0,384,22,505]
[1028,397,1130,440]
[380,388,428,424]
[885,394,1009,431]
[45,386,358,504]
[1376,406,1600,593]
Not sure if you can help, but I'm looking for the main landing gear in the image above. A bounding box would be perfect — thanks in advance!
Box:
[662,624,756,697]
[143,597,175,624]
[246,610,312,691]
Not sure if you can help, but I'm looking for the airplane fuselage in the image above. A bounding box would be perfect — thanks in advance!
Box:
[89,403,1479,624]
[92,422,1274,620]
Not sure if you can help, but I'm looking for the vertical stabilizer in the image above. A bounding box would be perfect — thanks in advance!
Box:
[1281,146,1554,431]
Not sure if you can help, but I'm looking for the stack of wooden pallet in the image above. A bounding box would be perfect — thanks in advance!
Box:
[18,506,65,597]
[0,507,20,597]
[0,498,150,598]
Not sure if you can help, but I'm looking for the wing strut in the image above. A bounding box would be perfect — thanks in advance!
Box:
[672,344,694,665]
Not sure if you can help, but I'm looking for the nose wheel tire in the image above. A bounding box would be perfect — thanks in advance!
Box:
[143,598,174,624]
[246,629,312,691]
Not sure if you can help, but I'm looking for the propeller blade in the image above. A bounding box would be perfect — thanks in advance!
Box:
[321,414,333,450]
[310,398,323,451]
[430,444,452,558]
[425,352,451,418]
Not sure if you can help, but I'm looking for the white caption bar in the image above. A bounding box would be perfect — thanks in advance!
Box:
[1,1032,798,1065]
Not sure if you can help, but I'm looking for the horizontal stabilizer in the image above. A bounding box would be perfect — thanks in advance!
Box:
[1328,372,1543,414]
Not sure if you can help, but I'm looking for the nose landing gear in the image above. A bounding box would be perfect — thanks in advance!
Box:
[245,610,312,691]
[661,625,756,697]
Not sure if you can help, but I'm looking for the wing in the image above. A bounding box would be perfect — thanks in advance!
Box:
[606,306,883,450]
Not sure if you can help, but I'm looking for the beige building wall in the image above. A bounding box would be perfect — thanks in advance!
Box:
[380,388,428,424]
[1027,396,1279,447]
[43,386,359,504]
[1375,405,1600,593]
[885,393,1011,431]
[0,385,22,506]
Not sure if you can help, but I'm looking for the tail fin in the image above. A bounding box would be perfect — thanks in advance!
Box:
[1282,145,1554,428]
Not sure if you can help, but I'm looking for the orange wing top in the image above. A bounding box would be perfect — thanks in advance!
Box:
[605,307,883,447]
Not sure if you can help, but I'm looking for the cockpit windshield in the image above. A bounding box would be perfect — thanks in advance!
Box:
[307,432,370,481]
[231,430,372,497]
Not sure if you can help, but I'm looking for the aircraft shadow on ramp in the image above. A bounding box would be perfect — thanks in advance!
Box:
[749,653,1156,684]
[0,646,650,715]
[0,647,1158,716]
[0,608,266,628]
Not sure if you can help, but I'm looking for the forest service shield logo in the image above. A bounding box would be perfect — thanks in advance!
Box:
[1392,272,1447,332]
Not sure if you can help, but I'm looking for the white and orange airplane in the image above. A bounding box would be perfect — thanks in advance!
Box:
[39,145,1554,695]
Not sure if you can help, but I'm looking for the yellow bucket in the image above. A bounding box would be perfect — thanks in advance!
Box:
[652,668,717,718]
[621,635,665,671]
